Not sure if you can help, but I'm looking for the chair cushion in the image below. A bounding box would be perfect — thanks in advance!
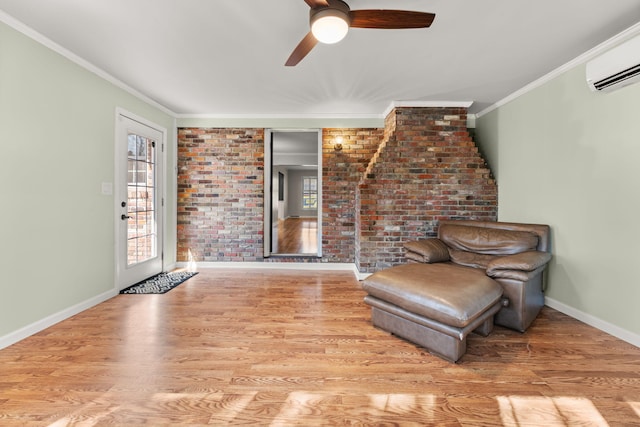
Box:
[362,263,503,328]
[439,224,539,256]
[486,251,553,274]
[448,249,496,269]
[404,238,450,263]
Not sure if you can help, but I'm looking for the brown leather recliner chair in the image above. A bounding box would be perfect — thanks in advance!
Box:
[403,220,552,332]
[362,220,552,361]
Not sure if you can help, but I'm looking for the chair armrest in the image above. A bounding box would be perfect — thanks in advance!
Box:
[404,238,450,263]
[486,251,552,277]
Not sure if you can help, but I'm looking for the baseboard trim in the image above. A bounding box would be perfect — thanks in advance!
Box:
[176,261,362,277]
[545,297,640,348]
[0,289,118,350]
[357,272,372,281]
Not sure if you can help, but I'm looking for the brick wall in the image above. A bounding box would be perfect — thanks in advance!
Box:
[356,107,498,273]
[177,128,265,262]
[177,107,496,271]
[322,128,385,262]
[177,127,384,264]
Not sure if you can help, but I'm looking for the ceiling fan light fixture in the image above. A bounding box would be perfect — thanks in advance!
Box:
[287,0,435,66]
[310,7,350,44]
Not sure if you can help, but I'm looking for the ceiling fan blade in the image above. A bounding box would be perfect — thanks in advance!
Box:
[304,0,329,8]
[349,10,435,29]
[285,32,319,66]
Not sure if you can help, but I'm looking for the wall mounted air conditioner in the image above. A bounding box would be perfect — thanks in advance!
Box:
[586,33,640,92]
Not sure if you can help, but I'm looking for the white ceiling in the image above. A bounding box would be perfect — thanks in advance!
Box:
[1,0,639,116]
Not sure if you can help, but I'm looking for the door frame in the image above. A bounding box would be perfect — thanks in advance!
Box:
[114,108,167,289]
[264,128,323,258]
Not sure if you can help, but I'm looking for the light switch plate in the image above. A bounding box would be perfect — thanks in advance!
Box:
[101,182,113,195]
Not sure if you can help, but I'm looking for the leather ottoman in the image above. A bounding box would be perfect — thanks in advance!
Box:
[363,263,504,362]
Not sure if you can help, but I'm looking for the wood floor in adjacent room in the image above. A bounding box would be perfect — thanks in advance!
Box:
[276,217,318,255]
[1,269,640,426]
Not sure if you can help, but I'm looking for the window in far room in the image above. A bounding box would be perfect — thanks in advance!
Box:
[302,176,318,209]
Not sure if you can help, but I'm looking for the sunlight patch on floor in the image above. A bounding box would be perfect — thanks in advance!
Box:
[270,391,329,426]
[269,392,437,425]
[368,393,436,417]
[498,395,609,426]
[187,249,198,272]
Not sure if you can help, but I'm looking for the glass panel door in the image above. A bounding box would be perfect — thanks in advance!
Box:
[116,112,164,289]
[127,133,157,267]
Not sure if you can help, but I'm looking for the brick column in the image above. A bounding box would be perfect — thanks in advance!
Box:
[356,107,497,273]
[321,128,384,262]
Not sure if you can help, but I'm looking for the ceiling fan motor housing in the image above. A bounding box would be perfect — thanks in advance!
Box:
[310,0,352,37]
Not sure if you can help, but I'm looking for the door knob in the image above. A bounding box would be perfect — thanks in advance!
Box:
[121,214,132,220]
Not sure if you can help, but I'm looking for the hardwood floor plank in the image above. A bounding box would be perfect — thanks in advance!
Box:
[1,268,640,425]
[276,217,318,254]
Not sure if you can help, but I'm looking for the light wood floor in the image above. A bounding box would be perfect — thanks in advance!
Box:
[1,269,640,426]
[276,217,318,254]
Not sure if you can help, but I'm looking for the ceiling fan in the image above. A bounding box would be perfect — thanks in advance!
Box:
[285,0,436,66]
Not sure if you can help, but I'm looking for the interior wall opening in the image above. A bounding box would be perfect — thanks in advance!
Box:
[264,129,322,257]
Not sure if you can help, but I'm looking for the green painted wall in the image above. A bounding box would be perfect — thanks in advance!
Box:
[0,21,175,338]
[475,62,640,335]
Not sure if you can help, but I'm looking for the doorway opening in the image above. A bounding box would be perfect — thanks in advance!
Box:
[264,129,322,257]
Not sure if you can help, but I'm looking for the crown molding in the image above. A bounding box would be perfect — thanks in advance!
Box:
[174,112,381,120]
[176,100,476,121]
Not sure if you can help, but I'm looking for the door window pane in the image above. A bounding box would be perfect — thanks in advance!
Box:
[127,134,157,266]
